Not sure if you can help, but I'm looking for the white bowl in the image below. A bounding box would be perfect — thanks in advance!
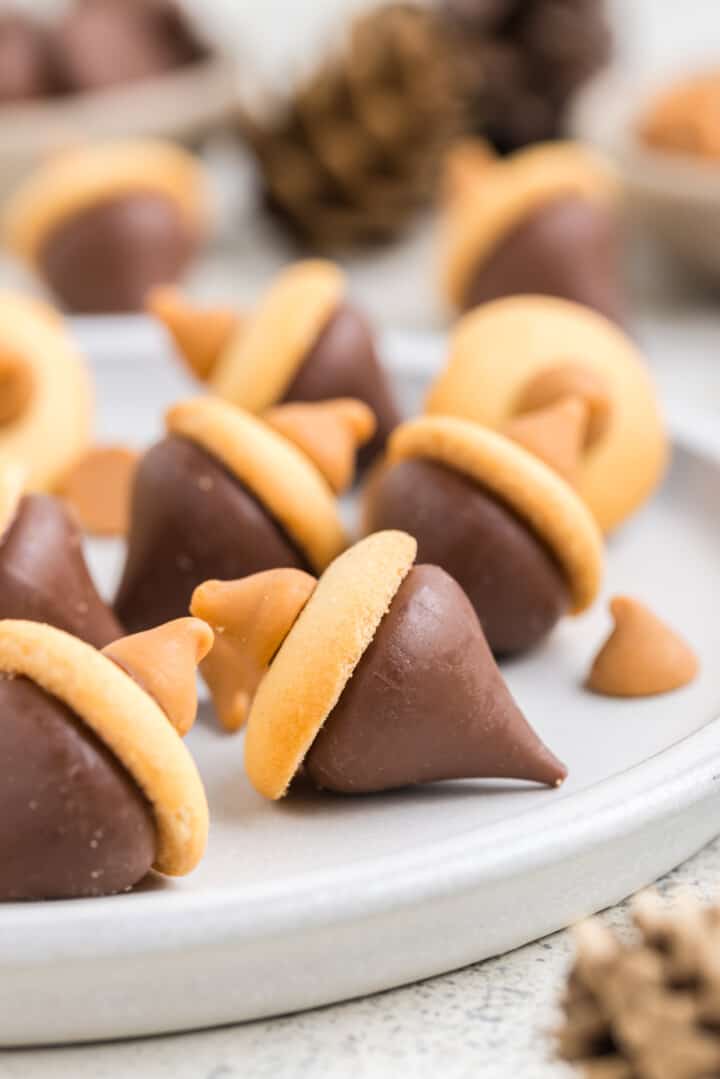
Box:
[0,56,239,199]
[572,69,720,285]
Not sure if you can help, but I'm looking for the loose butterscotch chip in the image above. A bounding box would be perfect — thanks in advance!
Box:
[639,71,720,160]
[586,595,699,697]
[56,445,139,536]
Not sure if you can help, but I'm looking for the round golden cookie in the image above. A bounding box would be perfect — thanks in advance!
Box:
[244,530,417,799]
[0,291,93,490]
[1,139,207,264]
[209,260,345,412]
[387,416,603,613]
[426,296,668,534]
[441,141,618,311]
[166,397,347,573]
[0,620,208,876]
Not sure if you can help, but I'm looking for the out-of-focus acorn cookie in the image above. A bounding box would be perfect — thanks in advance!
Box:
[0,291,92,490]
[0,463,121,648]
[192,531,567,796]
[115,396,373,634]
[426,295,668,534]
[0,617,211,900]
[364,415,603,656]
[440,141,625,324]
[148,260,401,466]
[1,139,207,313]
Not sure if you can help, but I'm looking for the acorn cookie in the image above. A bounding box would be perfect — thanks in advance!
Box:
[0,291,92,490]
[115,395,373,634]
[0,617,211,900]
[149,260,401,466]
[0,464,121,648]
[192,531,567,796]
[364,415,603,656]
[441,141,624,324]
[1,139,206,313]
[426,296,668,534]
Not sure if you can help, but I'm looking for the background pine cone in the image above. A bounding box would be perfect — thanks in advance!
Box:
[241,3,462,252]
[558,895,720,1078]
[439,0,612,153]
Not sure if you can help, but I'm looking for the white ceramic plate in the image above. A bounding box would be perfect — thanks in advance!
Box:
[1,321,719,1047]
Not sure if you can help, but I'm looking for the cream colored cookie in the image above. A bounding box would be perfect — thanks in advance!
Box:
[2,139,206,264]
[387,416,603,613]
[441,141,618,310]
[209,260,345,411]
[0,292,92,490]
[244,531,417,799]
[426,296,668,533]
[167,397,347,572]
[0,621,209,876]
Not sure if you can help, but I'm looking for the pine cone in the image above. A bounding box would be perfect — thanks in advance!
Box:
[558,895,720,1078]
[439,0,612,153]
[241,3,462,251]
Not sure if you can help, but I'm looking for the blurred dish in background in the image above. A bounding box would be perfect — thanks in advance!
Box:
[573,68,720,287]
[0,0,237,200]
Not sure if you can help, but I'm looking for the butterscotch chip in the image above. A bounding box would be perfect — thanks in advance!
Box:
[56,445,139,536]
[147,286,242,382]
[586,596,699,697]
[387,415,603,614]
[0,349,34,426]
[0,621,209,876]
[244,531,417,799]
[191,570,317,732]
[639,71,720,160]
[514,362,612,448]
[503,396,589,484]
[103,618,214,737]
[264,398,376,494]
[0,461,25,541]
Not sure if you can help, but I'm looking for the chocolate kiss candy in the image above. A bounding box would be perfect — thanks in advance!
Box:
[191,570,316,731]
[461,196,626,325]
[365,458,571,656]
[41,194,198,314]
[0,673,157,901]
[115,398,348,634]
[149,275,401,468]
[586,596,699,698]
[0,618,210,900]
[282,303,401,468]
[0,13,56,104]
[0,477,122,648]
[305,565,567,793]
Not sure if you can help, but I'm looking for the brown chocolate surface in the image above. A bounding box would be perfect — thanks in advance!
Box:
[305,564,566,793]
[115,435,309,634]
[283,302,401,467]
[364,457,570,655]
[0,494,122,648]
[461,196,626,325]
[0,13,56,103]
[40,193,197,313]
[53,0,207,94]
[0,674,156,900]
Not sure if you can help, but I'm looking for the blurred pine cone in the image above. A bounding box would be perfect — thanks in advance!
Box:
[241,3,462,252]
[440,0,612,153]
[558,895,720,1078]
